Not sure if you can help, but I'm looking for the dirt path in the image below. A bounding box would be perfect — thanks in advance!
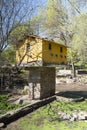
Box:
[56,83,87,92]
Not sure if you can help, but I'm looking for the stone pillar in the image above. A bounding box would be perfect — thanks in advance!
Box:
[28,67,55,100]
[40,67,55,99]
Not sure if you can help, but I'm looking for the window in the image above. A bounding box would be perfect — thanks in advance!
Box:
[60,47,63,53]
[49,43,52,50]
[26,43,30,52]
[55,54,58,57]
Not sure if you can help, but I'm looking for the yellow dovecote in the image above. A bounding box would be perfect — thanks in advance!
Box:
[16,35,67,66]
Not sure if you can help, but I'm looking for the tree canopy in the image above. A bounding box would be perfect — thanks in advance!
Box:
[68,14,87,65]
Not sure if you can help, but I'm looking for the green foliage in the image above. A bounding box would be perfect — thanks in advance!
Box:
[0,95,24,114]
[39,0,68,40]
[10,23,32,43]
[2,46,16,64]
[68,14,87,65]
[10,16,41,45]
[0,95,9,111]
[67,48,78,64]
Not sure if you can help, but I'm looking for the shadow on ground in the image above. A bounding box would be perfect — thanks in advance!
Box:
[56,91,87,99]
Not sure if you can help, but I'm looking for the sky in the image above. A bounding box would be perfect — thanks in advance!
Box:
[62,0,87,13]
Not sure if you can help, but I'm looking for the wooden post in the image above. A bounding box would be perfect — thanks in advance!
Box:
[32,83,35,100]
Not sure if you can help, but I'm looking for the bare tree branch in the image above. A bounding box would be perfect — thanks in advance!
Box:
[67,0,81,14]
[0,0,42,54]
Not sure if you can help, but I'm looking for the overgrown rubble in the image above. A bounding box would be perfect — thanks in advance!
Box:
[57,110,87,121]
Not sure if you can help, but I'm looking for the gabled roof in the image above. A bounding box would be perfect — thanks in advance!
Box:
[17,35,68,47]
[42,37,67,47]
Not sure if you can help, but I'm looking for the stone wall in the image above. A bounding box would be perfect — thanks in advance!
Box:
[40,67,55,99]
[77,70,87,74]
[28,67,55,99]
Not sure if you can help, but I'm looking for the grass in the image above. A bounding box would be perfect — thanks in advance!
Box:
[52,100,87,113]
[1,95,87,129]
[0,95,25,114]
[20,119,87,130]
[19,100,87,130]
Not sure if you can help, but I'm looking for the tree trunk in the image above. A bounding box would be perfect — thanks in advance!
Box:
[72,63,76,77]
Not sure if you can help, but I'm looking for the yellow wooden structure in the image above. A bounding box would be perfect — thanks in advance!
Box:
[16,35,67,66]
